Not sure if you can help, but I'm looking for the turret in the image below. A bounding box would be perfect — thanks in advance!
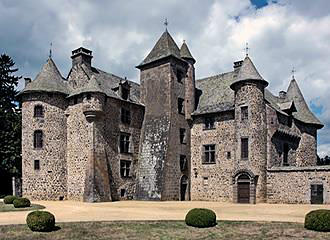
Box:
[180,40,196,121]
[18,57,68,200]
[230,55,268,203]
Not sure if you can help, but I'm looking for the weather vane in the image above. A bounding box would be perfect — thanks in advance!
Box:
[291,67,296,80]
[164,18,168,31]
[49,42,52,58]
[244,42,249,56]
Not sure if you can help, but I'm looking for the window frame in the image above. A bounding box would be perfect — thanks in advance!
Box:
[241,137,249,160]
[34,105,44,118]
[33,130,43,149]
[120,160,132,178]
[202,144,216,164]
[121,108,131,125]
[119,133,131,154]
[204,116,215,130]
[241,106,248,121]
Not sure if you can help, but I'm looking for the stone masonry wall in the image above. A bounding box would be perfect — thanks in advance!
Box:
[267,167,330,204]
[191,111,235,201]
[22,93,67,200]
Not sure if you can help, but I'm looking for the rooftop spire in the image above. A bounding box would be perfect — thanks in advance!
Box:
[164,18,168,32]
[244,42,249,57]
[291,67,296,80]
[49,42,52,59]
[180,40,196,64]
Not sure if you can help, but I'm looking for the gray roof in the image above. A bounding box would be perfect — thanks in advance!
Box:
[137,30,182,68]
[230,56,268,89]
[286,78,323,127]
[19,58,69,95]
[180,41,195,63]
[194,63,322,128]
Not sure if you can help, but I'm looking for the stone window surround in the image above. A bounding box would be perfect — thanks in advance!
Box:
[202,144,216,164]
[34,105,44,118]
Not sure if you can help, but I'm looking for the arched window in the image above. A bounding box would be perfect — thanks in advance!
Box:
[34,105,44,118]
[34,130,43,149]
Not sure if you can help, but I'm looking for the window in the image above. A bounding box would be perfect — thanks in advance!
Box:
[34,160,40,170]
[178,98,184,114]
[241,138,248,160]
[203,144,216,164]
[180,155,187,171]
[203,177,209,186]
[120,160,131,178]
[120,188,126,197]
[74,96,78,104]
[204,117,215,129]
[34,105,44,118]
[122,88,129,100]
[119,133,130,153]
[34,130,43,149]
[227,151,231,159]
[179,128,186,144]
[283,143,289,166]
[177,70,184,83]
[121,108,131,124]
[86,93,91,100]
[241,106,248,121]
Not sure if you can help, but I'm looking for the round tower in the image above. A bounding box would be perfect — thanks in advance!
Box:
[19,57,69,200]
[230,56,268,203]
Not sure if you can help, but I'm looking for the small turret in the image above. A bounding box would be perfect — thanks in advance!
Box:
[180,40,196,65]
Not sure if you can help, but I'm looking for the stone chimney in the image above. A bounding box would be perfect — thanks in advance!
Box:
[71,47,93,67]
[279,91,287,99]
[233,60,243,70]
[24,77,31,87]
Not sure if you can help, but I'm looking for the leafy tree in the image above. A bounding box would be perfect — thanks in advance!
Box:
[0,54,21,177]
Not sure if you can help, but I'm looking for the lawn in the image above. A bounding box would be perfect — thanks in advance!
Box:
[0,202,45,212]
[1,220,330,240]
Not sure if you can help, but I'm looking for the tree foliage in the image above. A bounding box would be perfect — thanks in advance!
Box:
[317,155,330,166]
[0,54,21,176]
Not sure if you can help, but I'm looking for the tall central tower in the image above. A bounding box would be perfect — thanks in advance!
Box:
[136,30,195,200]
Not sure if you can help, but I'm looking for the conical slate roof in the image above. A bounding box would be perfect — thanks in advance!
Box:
[68,74,105,97]
[180,41,195,64]
[137,30,181,68]
[230,56,268,89]
[19,57,69,95]
[286,78,323,128]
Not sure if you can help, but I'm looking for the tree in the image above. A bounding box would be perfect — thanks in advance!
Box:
[0,54,21,177]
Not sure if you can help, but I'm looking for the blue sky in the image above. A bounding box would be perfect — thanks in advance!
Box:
[1,0,330,156]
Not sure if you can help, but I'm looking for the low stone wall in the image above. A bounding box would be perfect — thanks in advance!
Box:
[267,166,330,204]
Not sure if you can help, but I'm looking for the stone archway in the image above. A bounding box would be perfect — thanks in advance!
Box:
[233,170,256,204]
[180,175,188,201]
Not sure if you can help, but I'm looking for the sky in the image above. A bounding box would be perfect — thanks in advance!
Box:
[1,0,330,156]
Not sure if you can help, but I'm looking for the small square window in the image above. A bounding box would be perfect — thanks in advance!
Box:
[204,117,215,130]
[34,160,40,170]
[227,151,231,159]
[203,177,209,186]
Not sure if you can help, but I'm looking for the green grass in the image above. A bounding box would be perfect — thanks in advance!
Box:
[0,220,330,240]
[0,202,45,212]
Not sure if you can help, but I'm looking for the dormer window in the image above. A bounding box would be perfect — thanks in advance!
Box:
[122,88,129,100]
[34,105,44,118]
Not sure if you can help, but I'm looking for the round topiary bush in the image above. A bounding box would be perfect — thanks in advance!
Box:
[305,209,330,232]
[3,195,17,204]
[13,197,31,208]
[185,208,217,228]
[26,211,55,232]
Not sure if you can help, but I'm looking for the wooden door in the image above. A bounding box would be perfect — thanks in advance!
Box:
[238,182,250,203]
[311,184,323,204]
[180,175,188,201]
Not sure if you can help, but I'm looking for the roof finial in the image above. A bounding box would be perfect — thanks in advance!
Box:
[183,39,186,44]
[291,67,296,80]
[49,42,52,59]
[164,18,168,31]
[245,42,249,57]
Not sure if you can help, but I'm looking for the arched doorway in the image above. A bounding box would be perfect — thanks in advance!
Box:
[180,175,188,201]
[237,174,250,203]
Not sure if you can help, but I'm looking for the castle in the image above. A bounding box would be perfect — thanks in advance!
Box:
[19,29,330,204]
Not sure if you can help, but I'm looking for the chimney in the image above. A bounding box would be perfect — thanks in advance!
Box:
[71,47,93,67]
[24,77,31,87]
[279,91,287,99]
[233,60,243,70]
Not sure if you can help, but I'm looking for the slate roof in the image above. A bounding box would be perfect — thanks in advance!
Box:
[137,30,182,68]
[19,58,69,95]
[194,58,323,128]
[230,56,268,89]
[180,41,195,63]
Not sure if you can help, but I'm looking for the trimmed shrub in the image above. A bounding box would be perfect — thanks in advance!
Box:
[305,209,330,232]
[185,208,217,228]
[3,195,17,204]
[13,197,31,208]
[26,211,55,232]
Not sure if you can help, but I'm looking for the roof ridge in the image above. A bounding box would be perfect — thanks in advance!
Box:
[197,71,234,82]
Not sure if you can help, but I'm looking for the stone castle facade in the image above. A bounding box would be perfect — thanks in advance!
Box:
[19,30,330,204]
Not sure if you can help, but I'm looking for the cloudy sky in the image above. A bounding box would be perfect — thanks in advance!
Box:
[1,0,330,156]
